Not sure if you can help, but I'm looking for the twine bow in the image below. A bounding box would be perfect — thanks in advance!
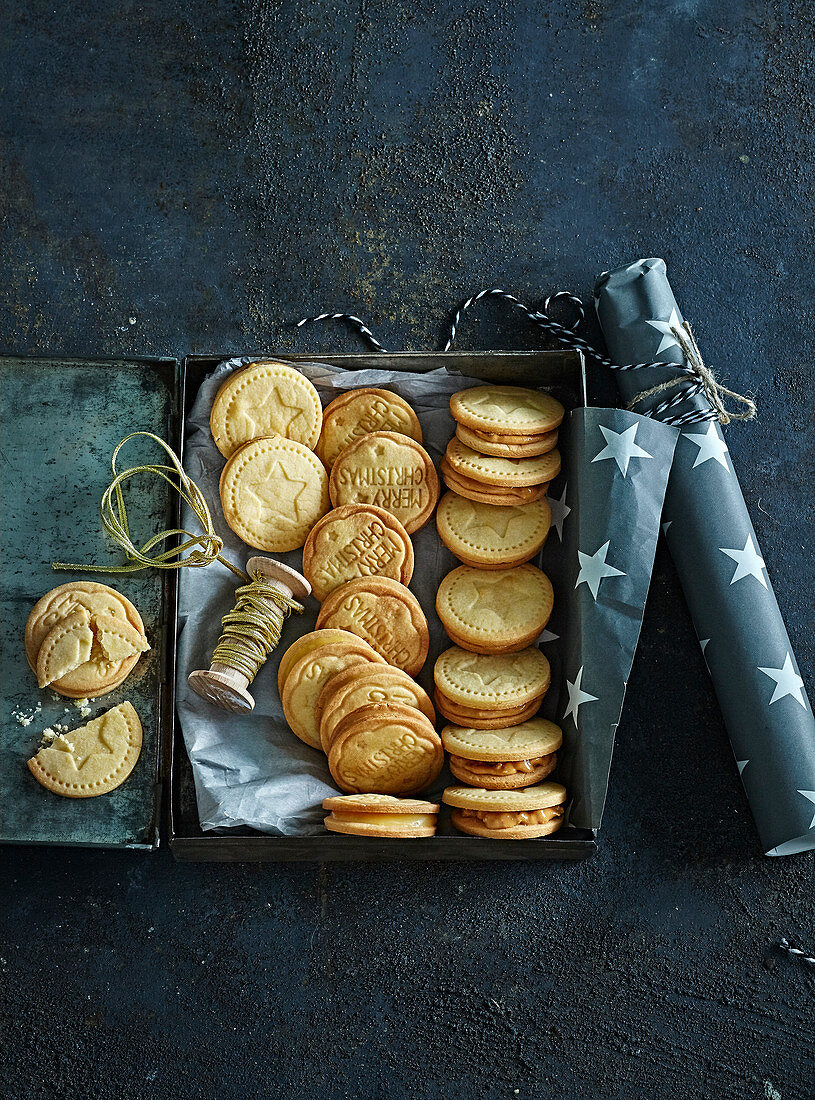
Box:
[53,432,247,582]
[626,321,757,425]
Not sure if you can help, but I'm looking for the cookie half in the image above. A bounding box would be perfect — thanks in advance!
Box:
[315,577,429,676]
[329,431,439,534]
[210,361,323,457]
[25,582,145,672]
[317,388,423,468]
[323,793,439,837]
[443,781,567,838]
[436,564,553,653]
[302,504,414,602]
[27,702,143,798]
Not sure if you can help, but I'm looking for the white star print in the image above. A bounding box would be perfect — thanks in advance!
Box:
[797,790,815,829]
[685,422,730,470]
[592,424,653,477]
[662,521,672,534]
[575,541,626,600]
[758,653,807,708]
[719,534,767,588]
[539,629,559,644]
[736,759,749,776]
[699,638,710,654]
[645,308,683,356]
[563,666,598,726]
[547,484,570,541]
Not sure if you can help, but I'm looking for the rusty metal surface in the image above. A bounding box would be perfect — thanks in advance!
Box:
[1,2,813,1098]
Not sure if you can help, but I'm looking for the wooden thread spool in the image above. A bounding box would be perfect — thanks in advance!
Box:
[188,556,311,713]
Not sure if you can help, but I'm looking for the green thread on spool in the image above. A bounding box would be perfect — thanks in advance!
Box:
[52,431,247,583]
[213,575,304,683]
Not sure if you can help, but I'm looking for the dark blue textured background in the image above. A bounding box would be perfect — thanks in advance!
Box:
[1,2,813,1097]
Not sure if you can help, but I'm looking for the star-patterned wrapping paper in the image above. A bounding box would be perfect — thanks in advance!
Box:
[595,258,815,856]
[176,357,676,837]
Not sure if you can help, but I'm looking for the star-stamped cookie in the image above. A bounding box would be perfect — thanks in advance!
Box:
[436,491,551,569]
[436,564,554,653]
[219,434,330,552]
[210,361,323,457]
[450,385,564,436]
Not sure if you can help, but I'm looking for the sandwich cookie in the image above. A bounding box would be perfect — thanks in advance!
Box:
[445,438,561,488]
[281,641,386,749]
[25,582,145,672]
[442,719,562,789]
[219,434,329,552]
[434,646,551,712]
[444,782,567,839]
[318,664,435,752]
[315,577,429,676]
[302,504,413,602]
[455,423,558,458]
[323,794,440,838]
[434,689,543,729]
[328,702,444,795]
[436,564,554,654]
[329,431,439,534]
[210,361,323,457]
[435,491,550,570]
[317,388,423,468]
[450,385,565,436]
[440,459,549,507]
[27,702,143,798]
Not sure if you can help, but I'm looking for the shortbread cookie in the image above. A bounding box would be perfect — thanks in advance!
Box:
[35,610,148,697]
[329,431,439,534]
[440,459,549,506]
[436,492,550,569]
[277,629,379,693]
[323,793,439,837]
[433,688,543,722]
[444,781,567,838]
[443,719,562,789]
[220,435,329,552]
[445,438,561,488]
[318,664,435,751]
[435,645,550,710]
[315,577,429,676]
[455,423,559,457]
[450,385,565,435]
[317,388,423,468]
[328,703,443,795]
[302,505,414,602]
[436,564,553,653]
[434,689,543,729]
[281,641,385,749]
[25,582,145,671]
[210,361,323,457]
[27,702,143,798]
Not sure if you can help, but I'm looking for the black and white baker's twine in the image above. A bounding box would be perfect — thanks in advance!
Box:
[777,937,815,969]
[297,288,757,428]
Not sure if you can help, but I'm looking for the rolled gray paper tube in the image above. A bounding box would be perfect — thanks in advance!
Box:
[594,258,815,856]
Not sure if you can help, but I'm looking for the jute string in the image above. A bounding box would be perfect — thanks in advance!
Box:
[625,321,757,425]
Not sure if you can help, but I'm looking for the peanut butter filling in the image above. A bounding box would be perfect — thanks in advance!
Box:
[459,805,563,829]
[449,753,554,776]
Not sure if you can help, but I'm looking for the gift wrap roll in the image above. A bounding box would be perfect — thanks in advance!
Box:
[594,258,815,856]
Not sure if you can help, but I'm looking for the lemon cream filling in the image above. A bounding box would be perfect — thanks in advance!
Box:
[331,812,436,827]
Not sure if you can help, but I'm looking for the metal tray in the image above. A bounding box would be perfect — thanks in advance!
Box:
[168,351,597,861]
[0,356,178,848]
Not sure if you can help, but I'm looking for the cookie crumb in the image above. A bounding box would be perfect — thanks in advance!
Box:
[73,698,92,717]
[13,701,42,727]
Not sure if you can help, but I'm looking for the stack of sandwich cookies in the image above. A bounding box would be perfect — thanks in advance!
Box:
[442,719,562,789]
[323,794,440,838]
[25,582,149,699]
[443,782,567,839]
[436,492,550,569]
[450,385,564,446]
[455,422,558,458]
[433,646,551,730]
[436,564,554,655]
[317,388,423,469]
